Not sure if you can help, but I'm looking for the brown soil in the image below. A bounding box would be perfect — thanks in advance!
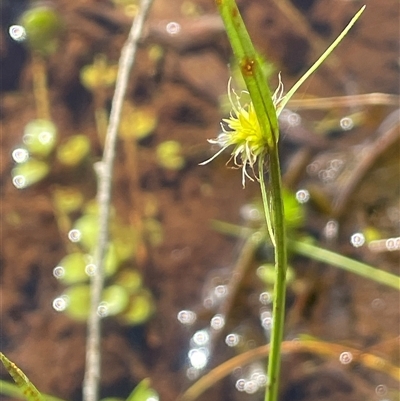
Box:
[1,1,399,401]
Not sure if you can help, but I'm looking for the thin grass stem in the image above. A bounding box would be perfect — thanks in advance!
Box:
[82,2,154,401]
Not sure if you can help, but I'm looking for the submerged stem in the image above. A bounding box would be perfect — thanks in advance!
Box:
[82,1,154,401]
[260,150,287,401]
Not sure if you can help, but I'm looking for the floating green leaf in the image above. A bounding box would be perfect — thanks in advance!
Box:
[12,159,49,189]
[120,290,154,325]
[64,284,91,321]
[102,285,130,316]
[80,55,118,90]
[52,187,84,214]
[126,378,159,401]
[23,119,57,157]
[19,6,63,55]
[156,140,184,170]
[115,269,142,294]
[73,214,99,251]
[0,352,44,401]
[57,135,91,167]
[55,252,89,284]
[282,188,305,230]
[119,102,158,140]
[143,218,164,247]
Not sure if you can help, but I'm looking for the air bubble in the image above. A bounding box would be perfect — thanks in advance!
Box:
[386,237,400,251]
[295,189,310,203]
[306,161,320,176]
[166,22,181,35]
[259,292,271,305]
[97,302,109,317]
[85,264,97,276]
[225,333,240,347]
[375,384,388,396]
[329,159,343,171]
[253,372,267,386]
[177,310,197,325]
[188,348,208,369]
[68,229,82,242]
[38,131,53,144]
[52,296,69,311]
[240,204,261,222]
[244,380,259,394]
[371,298,385,310]
[210,314,225,330]
[350,233,365,248]
[186,367,200,381]
[324,220,338,240]
[12,148,29,164]
[261,310,273,330]
[9,25,26,42]
[340,117,354,131]
[53,266,65,279]
[339,351,353,364]
[12,175,27,189]
[287,112,301,127]
[235,379,246,392]
[214,284,228,298]
[192,330,209,346]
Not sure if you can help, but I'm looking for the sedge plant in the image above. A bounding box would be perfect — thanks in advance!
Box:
[201,2,366,401]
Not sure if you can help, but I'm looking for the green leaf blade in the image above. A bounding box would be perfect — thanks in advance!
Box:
[0,353,44,401]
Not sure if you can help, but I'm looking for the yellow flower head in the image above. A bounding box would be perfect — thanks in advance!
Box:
[200,76,284,187]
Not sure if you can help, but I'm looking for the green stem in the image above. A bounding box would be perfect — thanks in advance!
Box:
[259,153,287,401]
[289,239,400,290]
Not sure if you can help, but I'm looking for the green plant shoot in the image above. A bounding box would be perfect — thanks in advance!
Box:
[205,2,365,401]
[0,352,44,401]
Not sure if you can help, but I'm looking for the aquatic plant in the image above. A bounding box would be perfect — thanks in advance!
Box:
[203,2,366,401]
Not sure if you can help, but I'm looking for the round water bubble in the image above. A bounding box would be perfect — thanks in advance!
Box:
[295,189,310,204]
[192,330,209,346]
[329,159,343,171]
[350,233,365,248]
[375,384,388,396]
[244,379,259,394]
[186,366,200,381]
[340,117,354,131]
[261,310,273,330]
[253,372,267,386]
[12,148,29,164]
[166,21,181,35]
[188,348,208,369]
[259,292,272,305]
[177,309,197,325]
[52,295,69,311]
[306,161,321,176]
[97,302,109,317]
[210,314,225,330]
[386,237,400,251]
[235,379,246,392]
[240,204,261,222]
[339,351,353,364]
[53,266,65,279]
[12,175,27,189]
[68,229,82,243]
[85,263,97,276]
[225,333,240,347]
[324,220,338,240]
[287,112,301,127]
[9,25,26,42]
[214,284,228,298]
